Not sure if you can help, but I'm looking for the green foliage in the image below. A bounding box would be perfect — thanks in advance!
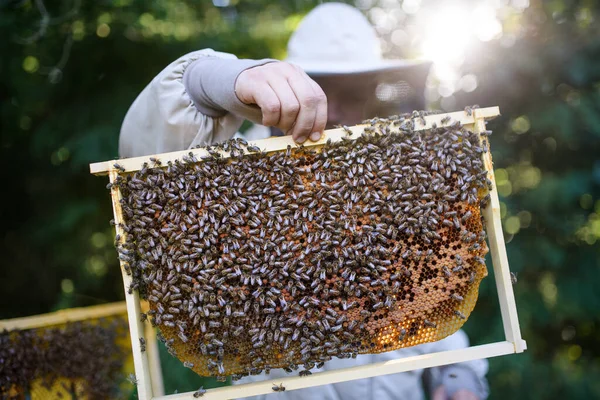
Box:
[1,1,599,399]
[451,2,600,399]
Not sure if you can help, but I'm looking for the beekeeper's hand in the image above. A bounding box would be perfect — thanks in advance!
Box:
[235,62,327,143]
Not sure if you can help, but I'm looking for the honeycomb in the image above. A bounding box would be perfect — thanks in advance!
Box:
[112,112,491,379]
[0,317,131,400]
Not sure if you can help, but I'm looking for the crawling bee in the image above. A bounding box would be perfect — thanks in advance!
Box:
[127,373,138,385]
[510,272,518,285]
[451,293,464,302]
[454,310,466,320]
[272,383,286,392]
[398,328,407,341]
[139,337,146,352]
[193,386,207,397]
[424,319,436,328]
[299,370,312,376]
[113,163,125,172]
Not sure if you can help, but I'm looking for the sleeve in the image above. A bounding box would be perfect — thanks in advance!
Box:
[422,330,490,399]
[183,56,277,121]
[119,49,256,158]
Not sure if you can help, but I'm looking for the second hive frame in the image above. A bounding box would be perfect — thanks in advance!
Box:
[0,301,164,398]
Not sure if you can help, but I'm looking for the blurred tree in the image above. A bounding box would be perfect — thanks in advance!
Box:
[1,0,599,399]
[446,2,600,400]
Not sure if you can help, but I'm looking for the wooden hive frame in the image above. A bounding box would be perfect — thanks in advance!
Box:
[0,301,165,398]
[90,106,526,400]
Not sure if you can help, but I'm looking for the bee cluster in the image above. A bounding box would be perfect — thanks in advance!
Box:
[112,111,491,378]
[0,318,128,399]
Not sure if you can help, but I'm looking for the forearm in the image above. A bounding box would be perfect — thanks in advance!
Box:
[119,49,251,158]
[183,57,277,123]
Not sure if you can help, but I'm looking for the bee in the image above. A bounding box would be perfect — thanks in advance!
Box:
[272,383,286,392]
[454,310,466,320]
[139,337,146,352]
[299,370,312,376]
[424,319,436,328]
[193,386,207,397]
[461,210,472,222]
[127,373,138,385]
[113,163,126,172]
[398,328,407,341]
[510,271,518,285]
[451,293,464,302]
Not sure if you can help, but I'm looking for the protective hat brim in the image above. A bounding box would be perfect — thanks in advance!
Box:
[286,58,432,77]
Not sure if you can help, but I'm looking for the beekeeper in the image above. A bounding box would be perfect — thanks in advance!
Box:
[119,3,489,399]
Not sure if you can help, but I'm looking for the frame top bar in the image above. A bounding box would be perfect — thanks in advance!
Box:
[90,107,499,176]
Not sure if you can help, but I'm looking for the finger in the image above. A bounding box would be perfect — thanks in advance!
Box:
[267,76,300,133]
[306,78,328,141]
[252,84,281,127]
[287,73,320,143]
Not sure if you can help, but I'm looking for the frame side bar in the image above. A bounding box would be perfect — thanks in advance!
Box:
[108,169,155,400]
[157,341,515,400]
[90,107,500,176]
[472,111,526,353]
[145,324,165,397]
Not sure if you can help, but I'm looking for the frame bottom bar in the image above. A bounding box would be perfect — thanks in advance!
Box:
[157,340,524,400]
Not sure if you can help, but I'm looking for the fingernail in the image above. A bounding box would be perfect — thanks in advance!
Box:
[310,132,321,141]
[296,135,307,143]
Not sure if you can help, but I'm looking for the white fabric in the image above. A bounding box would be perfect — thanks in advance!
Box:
[119,49,245,158]
[285,3,429,75]
[235,330,488,400]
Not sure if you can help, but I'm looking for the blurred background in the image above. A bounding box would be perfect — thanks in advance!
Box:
[1,0,599,398]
